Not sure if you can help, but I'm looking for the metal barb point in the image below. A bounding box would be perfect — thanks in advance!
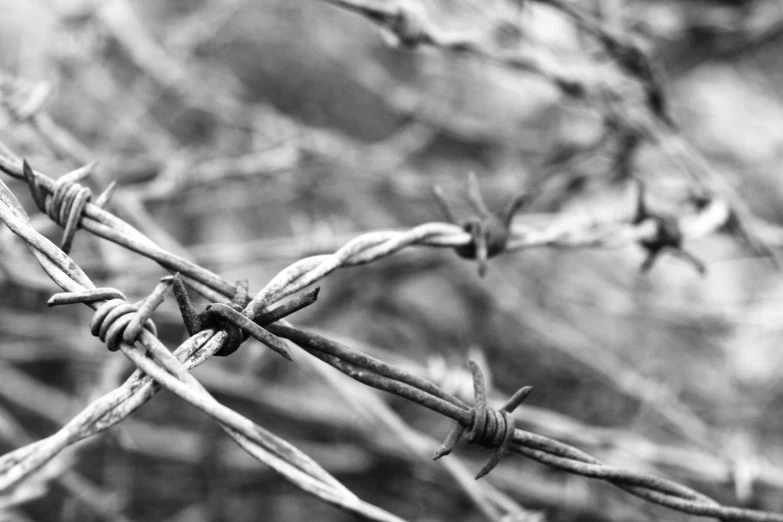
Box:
[48,288,126,307]
[94,180,117,208]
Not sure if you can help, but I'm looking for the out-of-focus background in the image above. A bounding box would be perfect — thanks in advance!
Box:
[1,0,783,521]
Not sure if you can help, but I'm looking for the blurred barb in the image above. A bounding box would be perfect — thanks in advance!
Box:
[321,0,783,266]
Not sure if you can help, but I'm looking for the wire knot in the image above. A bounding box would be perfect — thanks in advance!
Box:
[48,286,163,352]
[432,172,528,277]
[169,274,320,360]
[22,160,117,254]
[90,298,157,352]
[434,360,533,479]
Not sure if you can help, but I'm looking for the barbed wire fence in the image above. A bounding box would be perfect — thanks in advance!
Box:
[2,0,783,521]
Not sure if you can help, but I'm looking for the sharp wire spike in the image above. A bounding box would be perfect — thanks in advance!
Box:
[94,180,117,208]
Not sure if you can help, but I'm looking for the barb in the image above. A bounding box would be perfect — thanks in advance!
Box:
[433,361,533,480]
[632,179,706,275]
[168,273,307,359]
[432,172,528,277]
[49,282,165,352]
[22,160,115,254]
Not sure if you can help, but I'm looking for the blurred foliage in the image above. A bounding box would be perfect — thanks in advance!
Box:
[2,0,783,521]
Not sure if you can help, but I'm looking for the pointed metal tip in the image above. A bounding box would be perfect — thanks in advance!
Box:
[22,159,36,181]
[82,161,99,176]
[94,180,117,208]
[432,446,452,460]
[475,454,503,480]
[66,162,96,182]
[278,346,294,361]
[502,385,534,413]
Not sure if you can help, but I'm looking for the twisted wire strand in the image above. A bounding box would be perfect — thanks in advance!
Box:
[22,161,116,253]
[241,198,727,317]
[0,151,733,291]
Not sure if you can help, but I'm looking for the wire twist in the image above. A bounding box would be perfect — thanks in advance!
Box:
[48,284,163,352]
[434,360,533,479]
[22,160,116,253]
[170,273,320,359]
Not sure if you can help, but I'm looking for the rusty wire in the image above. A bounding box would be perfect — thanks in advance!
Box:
[0,140,781,521]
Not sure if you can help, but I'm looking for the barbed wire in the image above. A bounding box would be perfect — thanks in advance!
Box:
[0,138,781,520]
